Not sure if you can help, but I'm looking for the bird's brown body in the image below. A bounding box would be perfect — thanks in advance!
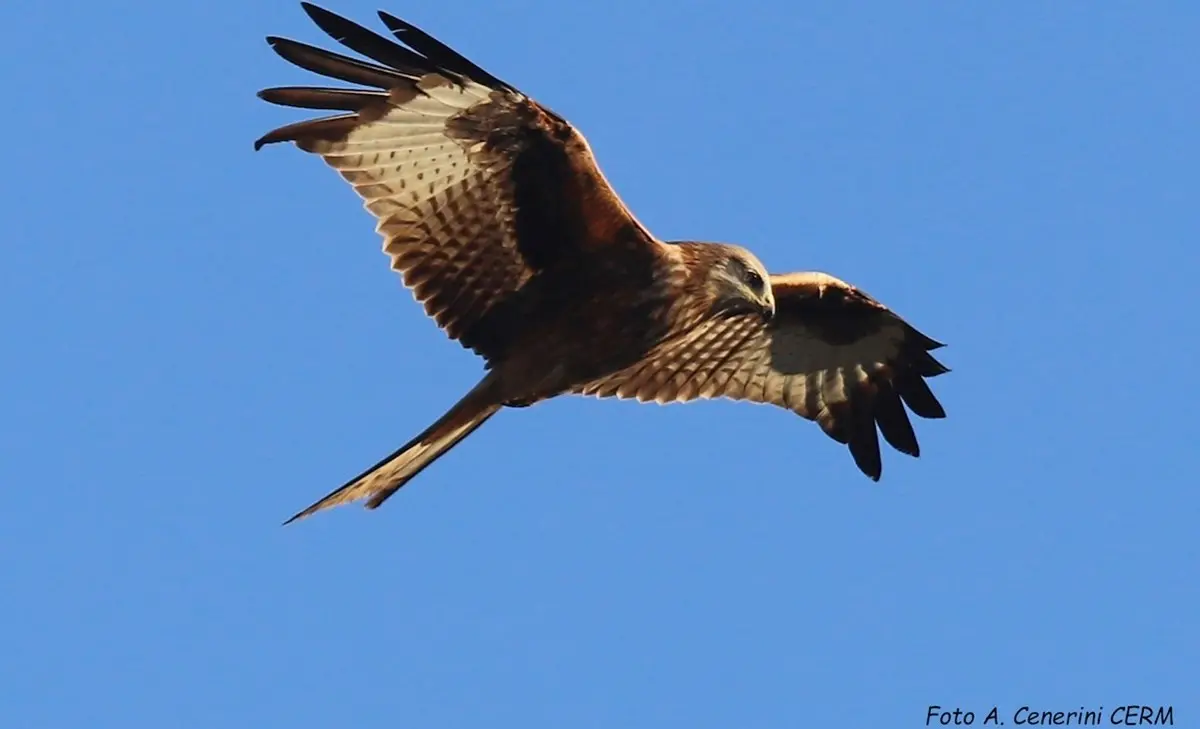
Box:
[256,3,950,523]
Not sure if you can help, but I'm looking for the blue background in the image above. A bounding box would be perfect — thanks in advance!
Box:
[2,1,1195,726]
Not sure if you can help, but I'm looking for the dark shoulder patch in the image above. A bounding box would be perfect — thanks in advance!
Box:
[446,97,587,272]
[507,122,588,270]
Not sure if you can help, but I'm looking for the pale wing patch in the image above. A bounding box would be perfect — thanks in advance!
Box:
[292,78,533,346]
[576,316,902,414]
[310,79,495,214]
[767,320,905,375]
[570,301,946,480]
[729,323,900,425]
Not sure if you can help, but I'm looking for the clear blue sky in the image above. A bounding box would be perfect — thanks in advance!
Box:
[2,1,1196,726]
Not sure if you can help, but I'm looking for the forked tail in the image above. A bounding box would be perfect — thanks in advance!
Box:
[284,374,503,524]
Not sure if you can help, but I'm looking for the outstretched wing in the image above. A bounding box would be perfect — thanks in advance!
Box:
[572,272,949,480]
[255,3,663,362]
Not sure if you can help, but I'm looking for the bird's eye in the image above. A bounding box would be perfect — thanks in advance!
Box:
[745,269,764,292]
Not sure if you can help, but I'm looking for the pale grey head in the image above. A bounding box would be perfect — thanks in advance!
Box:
[706,243,776,322]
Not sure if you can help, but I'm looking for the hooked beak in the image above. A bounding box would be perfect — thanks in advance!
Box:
[761,301,775,323]
[713,296,775,323]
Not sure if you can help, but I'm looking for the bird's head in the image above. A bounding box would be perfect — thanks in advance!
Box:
[706,244,776,323]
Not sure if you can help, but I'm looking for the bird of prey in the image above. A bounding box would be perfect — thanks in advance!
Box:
[256,3,950,523]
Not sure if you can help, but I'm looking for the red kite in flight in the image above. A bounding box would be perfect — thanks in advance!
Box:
[256,3,950,523]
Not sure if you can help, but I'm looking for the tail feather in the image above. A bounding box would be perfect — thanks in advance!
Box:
[284,374,502,524]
